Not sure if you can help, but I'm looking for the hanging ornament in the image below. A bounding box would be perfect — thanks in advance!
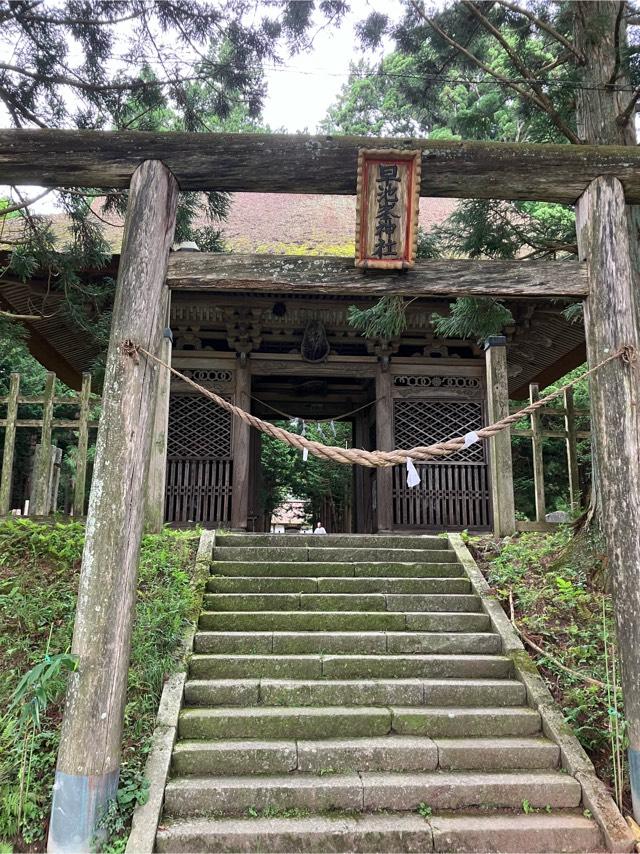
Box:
[406,458,421,488]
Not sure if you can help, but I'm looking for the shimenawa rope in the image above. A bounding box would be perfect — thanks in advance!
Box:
[130,343,636,469]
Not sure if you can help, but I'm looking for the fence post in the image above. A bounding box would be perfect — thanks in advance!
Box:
[49,446,62,513]
[31,371,56,515]
[529,383,546,522]
[48,160,178,853]
[564,387,581,510]
[73,373,91,517]
[485,336,516,536]
[0,372,20,515]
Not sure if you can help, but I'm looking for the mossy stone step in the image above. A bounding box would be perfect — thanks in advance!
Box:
[188,653,512,680]
[155,812,603,854]
[436,736,559,770]
[216,533,450,550]
[179,706,392,740]
[213,547,458,564]
[198,610,490,632]
[392,706,541,738]
[163,770,581,818]
[210,560,465,577]
[206,576,471,594]
[202,592,482,613]
[183,677,525,708]
[193,630,501,656]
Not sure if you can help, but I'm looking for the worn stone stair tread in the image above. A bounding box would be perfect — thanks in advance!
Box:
[209,561,466,578]
[207,576,472,594]
[163,770,581,817]
[198,610,491,633]
[193,630,501,656]
[213,546,459,564]
[202,592,482,613]
[216,533,450,549]
[188,652,512,680]
[155,812,603,854]
[183,677,526,708]
[179,706,393,739]
[391,706,541,737]
[435,736,559,769]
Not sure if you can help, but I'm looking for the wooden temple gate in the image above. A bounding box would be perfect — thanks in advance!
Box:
[3,129,640,846]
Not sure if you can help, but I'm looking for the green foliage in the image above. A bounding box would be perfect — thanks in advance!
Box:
[260,421,354,530]
[472,528,623,791]
[347,296,409,340]
[431,298,514,341]
[417,802,432,818]
[0,519,198,849]
[511,365,591,519]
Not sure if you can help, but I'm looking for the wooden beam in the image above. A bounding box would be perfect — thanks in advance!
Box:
[3,129,640,203]
[510,342,587,399]
[167,254,588,299]
[49,159,179,851]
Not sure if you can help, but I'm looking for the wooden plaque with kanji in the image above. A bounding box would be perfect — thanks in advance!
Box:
[355,148,421,270]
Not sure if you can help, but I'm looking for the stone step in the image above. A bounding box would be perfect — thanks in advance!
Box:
[216,533,450,550]
[198,610,491,632]
[188,654,512,681]
[207,576,471,595]
[210,561,465,578]
[155,812,603,853]
[193,630,501,655]
[171,735,557,776]
[213,546,458,564]
[202,593,482,613]
[172,735,441,776]
[178,706,540,740]
[392,706,541,738]
[179,706,393,740]
[163,770,581,818]
[436,736,559,770]
[183,678,526,708]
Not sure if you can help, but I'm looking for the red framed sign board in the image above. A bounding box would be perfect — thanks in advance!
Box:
[355,148,422,270]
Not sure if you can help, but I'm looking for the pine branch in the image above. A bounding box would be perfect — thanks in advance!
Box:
[461,1,582,144]
[494,0,584,63]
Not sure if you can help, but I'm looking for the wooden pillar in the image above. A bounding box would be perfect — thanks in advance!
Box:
[353,414,366,534]
[576,176,640,817]
[144,288,172,533]
[31,371,55,515]
[72,373,91,517]
[529,383,546,522]
[485,336,516,537]
[48,160,178,853]
[375,363,393,532]
[231,357,251,530]
[564,387,581,511]
[0,372,19,515]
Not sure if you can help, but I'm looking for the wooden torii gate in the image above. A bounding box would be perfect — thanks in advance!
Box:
[0,130,638,848]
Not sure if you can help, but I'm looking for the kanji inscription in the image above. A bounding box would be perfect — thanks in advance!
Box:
[355,148,421,270]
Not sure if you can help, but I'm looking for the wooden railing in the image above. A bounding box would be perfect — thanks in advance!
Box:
[511,384,591,525]
[0,371,99,516]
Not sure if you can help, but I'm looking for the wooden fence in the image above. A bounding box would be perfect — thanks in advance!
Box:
[0,371,99,517]
[511,384,591,527]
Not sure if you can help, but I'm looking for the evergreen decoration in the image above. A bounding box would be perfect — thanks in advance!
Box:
[431,297,514,342]
[347,296,409,340]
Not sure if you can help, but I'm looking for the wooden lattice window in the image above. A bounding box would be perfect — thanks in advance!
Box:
[393,400,485,463]
[167,395,232,459]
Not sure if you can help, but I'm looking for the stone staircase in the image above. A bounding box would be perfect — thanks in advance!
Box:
[156,533,604,852]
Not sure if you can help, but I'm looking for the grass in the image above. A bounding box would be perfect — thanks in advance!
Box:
[0,518,199,852]
[470,527,627,809]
